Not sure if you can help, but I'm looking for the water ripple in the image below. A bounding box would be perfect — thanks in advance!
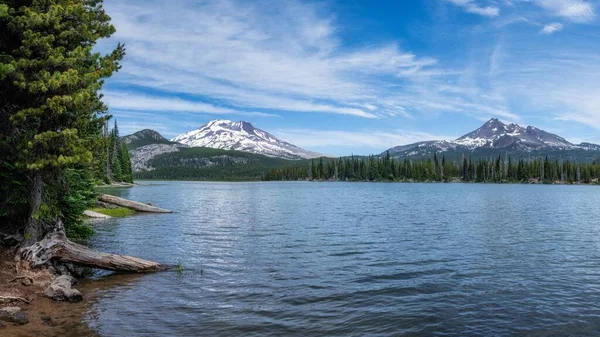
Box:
[86,182,600,337]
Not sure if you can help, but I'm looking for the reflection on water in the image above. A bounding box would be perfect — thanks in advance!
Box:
[84,182,600,336]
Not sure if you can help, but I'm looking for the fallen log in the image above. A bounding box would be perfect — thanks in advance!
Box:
[98,194,172,213]
[19,221,168,273]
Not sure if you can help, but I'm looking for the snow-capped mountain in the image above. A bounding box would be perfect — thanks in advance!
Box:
[454,118,575,150]
[385,118,600,161]
[171,119,322,160]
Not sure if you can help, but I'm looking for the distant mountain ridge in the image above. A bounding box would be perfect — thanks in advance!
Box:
[121,129,178,150]
[385,118,600,162]
[171,119,322,160]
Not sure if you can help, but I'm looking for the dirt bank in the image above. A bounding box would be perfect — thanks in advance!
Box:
[0,247,95,337]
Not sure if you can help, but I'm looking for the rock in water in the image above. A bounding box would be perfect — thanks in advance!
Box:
[44,275,83,302]
[83,210,112,219]
[0,307,29,325]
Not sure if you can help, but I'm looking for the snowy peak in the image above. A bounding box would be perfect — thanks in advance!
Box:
[455,118,573,150]
[171,120,321,160]
[459,118,518,141]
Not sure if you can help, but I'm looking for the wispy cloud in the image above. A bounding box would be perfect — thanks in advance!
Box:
[273,129,457,154]
[104,91,277,117]
[532,0,595,23]
[444,0,500,17]
[540,22,564,34]
[446,0,595,23]
[98,0,600,150]
[100,0,514,123]
[484,43,600,130]
[101,0,441,120]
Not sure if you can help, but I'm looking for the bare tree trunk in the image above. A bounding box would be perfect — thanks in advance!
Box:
[19,220,168,272]
[23,171,43,247]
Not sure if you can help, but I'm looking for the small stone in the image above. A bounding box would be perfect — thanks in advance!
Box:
[44,275,83,302]
[0,307,20,315]
[0,307,28,325]
[10,312,28,325]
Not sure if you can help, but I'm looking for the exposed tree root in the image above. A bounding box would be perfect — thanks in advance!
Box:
[18,220,168,273]
[0,295,31,304]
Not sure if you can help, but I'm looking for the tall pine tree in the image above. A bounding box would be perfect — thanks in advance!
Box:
[0,0,124,245]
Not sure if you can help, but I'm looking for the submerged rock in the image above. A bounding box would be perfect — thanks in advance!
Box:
[44,275,83,302]
[0,307,29,325]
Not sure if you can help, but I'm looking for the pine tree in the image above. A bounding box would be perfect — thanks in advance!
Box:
[119,143,133,183]
[0,0,125,244]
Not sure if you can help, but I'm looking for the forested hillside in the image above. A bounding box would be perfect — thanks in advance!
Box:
[134,147,302,181]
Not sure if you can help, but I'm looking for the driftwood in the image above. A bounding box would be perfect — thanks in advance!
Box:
[0,231,24,244]
[99,194,172,213]
[0,295,30,304]
[19,221,168,273]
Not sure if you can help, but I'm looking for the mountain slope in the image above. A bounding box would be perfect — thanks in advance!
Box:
[134,147,310,181]
[171,119,321,160]
[121,129,178,150]
[385,118,600,162]
[120,130,188,172]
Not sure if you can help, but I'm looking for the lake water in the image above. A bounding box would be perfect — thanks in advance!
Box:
[85,182,600,336]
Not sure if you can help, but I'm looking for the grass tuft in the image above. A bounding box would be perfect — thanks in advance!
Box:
[89,207,136,217]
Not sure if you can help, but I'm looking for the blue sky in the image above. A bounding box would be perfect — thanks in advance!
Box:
[99,0,600,156]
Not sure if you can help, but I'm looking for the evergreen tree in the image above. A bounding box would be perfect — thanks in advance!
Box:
[119,143,133,183]
[0,0,124,244]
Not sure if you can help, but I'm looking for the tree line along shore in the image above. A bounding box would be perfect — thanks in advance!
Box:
[262,153,600,184]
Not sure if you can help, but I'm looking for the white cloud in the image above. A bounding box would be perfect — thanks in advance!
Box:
[483,42,600,130]
[445,0,500,17]
[540,22,564,34]
[533,0,595,22]
[446,0,595,23]
[99,0,511,123]
[103,91,277,118]
[98,0,600,140]
[273,129,457,152]
[101,0,438,120]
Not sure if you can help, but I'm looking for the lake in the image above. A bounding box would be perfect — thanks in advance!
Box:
[85,181,600,336]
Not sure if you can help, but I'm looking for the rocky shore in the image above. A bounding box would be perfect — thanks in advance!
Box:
[0,193,172,336]
[0,248,93,336]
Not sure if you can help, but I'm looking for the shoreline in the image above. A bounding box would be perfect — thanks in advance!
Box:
[133,178,600,186]
[0,247,154,337]
[95,182,136,188]
[0,192,171,336]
